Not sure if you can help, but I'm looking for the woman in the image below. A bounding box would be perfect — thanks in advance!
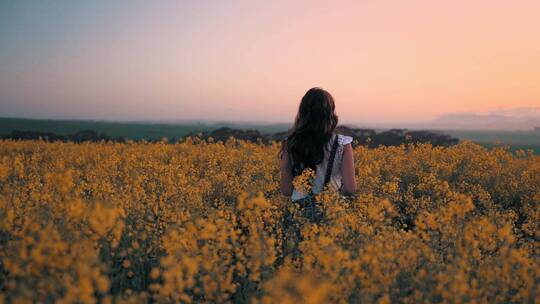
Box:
[279,87,357,202]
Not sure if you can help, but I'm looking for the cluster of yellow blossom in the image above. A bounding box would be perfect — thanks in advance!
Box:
[0,138,538,303]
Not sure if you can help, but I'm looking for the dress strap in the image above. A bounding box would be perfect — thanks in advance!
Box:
[323,134,340,187]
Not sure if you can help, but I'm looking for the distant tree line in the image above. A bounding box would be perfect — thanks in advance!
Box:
[2,126,459,147]
[333,126,459,148]
[1,130,123,143]
[185,126,459,147]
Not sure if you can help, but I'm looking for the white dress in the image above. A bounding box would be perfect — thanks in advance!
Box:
[291,133,353,201]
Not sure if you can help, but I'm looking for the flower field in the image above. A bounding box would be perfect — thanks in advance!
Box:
[0,138,538,303]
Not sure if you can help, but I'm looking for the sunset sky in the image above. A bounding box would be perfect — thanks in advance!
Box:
[1,0,539,124]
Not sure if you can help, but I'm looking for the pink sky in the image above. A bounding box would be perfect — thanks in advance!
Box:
[0,0,539,123]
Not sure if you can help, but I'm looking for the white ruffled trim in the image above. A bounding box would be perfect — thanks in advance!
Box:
[337,134,353,146]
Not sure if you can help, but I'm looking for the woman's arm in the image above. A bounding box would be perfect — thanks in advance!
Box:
[279,144,294,196]
[340,143,357,194]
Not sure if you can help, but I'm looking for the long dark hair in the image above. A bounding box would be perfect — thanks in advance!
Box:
[281,87,339,177]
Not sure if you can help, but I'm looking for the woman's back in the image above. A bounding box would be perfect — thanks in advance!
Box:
[279,87,357,199]
[290,133,353,201]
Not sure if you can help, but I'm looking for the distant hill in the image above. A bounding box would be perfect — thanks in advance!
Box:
[2,129,113,143]
[2,122,460,148]
[1,117,538,154]
[0,117,241,141]
[184,126,459,148]
[429,113,540,130]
